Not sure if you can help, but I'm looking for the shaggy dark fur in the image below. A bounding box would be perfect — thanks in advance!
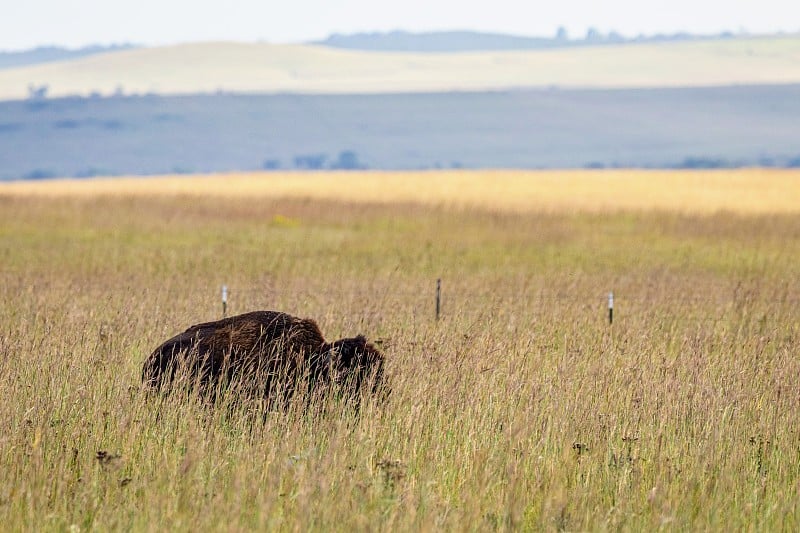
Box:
[142,310,384,404]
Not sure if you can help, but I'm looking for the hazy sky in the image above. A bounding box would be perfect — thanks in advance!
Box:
[3,0,799,50]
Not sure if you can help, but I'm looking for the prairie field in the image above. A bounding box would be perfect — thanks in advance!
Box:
[1,170,799,531]
[2,36,800,100]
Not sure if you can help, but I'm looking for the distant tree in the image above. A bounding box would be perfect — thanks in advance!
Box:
[607,31,625,43]
[294,153,327,170]
[171,166,194,174]
[23,169,56,180]
[330,150,364,170]
[75,167,112,178]
[27,84,48,100]
[585,28,604,42]
[676,156,732,169]
[555,26,568,41]
[262,158,281,170]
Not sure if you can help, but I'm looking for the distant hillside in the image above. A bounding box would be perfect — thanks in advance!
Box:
[1,36,800,101]
[0,44,136,70]
[314,29,724,52]
[1,85,799,180]
[317,30,571,52]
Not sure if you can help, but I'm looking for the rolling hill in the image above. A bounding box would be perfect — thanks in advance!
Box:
[314,29,722,52]
[1,36,799,101]
[0,44,136,70]
[1,85,799,179]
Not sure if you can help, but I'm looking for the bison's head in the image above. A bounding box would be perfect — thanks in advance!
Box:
[323,335,385,397]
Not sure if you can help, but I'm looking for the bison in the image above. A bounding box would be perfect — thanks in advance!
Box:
[142,310,385,406]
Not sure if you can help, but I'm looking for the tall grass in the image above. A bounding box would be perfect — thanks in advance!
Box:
[0,188,798,530]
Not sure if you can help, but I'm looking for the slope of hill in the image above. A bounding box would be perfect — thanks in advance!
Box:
[317,30,575,51]
[1,85,799,179]
[1,36,799,100]
[0,44,136,70]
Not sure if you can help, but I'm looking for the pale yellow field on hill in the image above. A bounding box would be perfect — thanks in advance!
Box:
[2,36,800,100]
[3,168,800,215]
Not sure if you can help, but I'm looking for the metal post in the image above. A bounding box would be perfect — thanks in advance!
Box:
[436,279,441,321]
[608,291,614,325]
[222,285,228,317]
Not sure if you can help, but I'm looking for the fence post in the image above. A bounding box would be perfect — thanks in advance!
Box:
[608,291,614,325]
[222,285,228,317]
[436,279,441,321]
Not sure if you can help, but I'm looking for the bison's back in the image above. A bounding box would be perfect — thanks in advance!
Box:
[142,311,328,393]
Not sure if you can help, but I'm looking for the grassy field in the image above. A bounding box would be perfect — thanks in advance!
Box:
[2,36,800,99]
[1,170,799,530]
[5,168,800,214]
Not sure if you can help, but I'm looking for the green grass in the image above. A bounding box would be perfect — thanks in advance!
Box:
[0,194,798,531]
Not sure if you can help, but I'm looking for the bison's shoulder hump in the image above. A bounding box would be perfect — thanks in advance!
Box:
[285,316,326,346]
[180,310,291,334]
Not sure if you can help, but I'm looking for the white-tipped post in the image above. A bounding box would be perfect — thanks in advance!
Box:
[608,291,614,325]
[222,285,228,317]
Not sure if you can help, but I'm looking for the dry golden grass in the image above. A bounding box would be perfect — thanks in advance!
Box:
[0,173,799,530]
[3,168,800,215]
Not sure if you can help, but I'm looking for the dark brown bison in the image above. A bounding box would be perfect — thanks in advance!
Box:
[142,310,385,405]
